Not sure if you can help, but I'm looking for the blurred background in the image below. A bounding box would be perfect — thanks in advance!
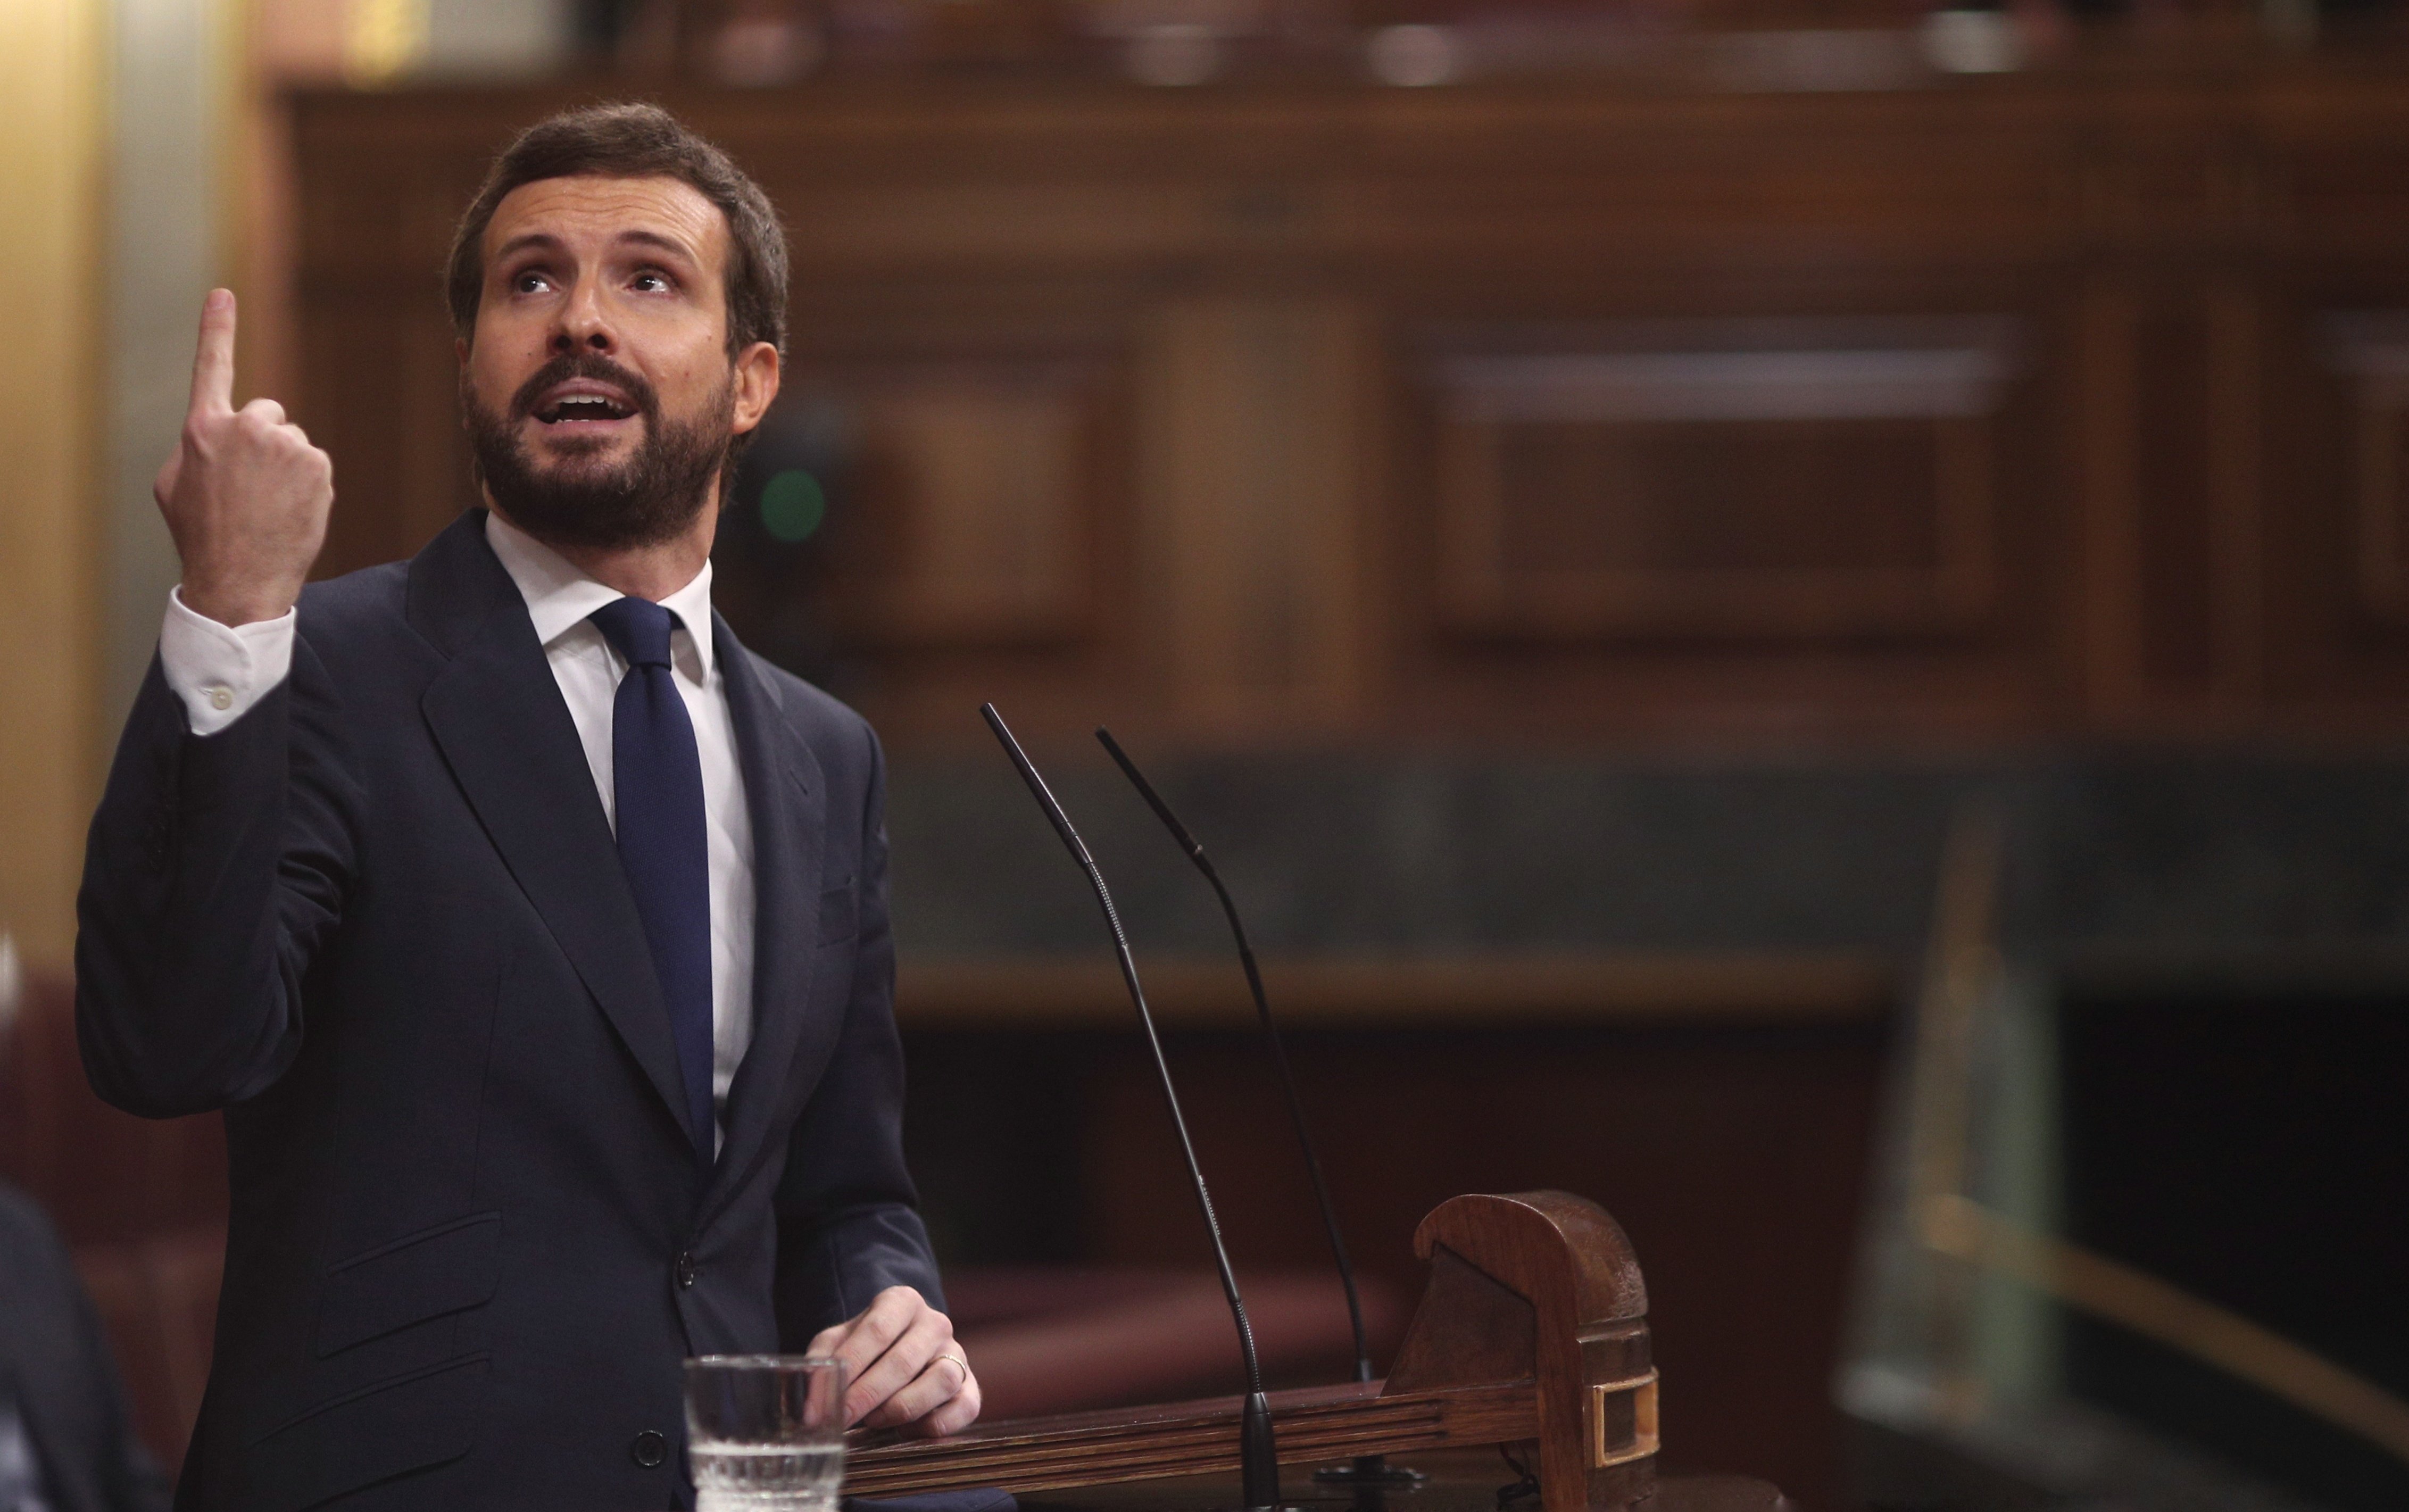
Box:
[6,1,2409,1508]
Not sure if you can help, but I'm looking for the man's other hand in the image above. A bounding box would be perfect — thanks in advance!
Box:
[807,1286,980,1438]
[155,289,333,628]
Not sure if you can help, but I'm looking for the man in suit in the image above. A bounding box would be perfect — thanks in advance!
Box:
[76,104,978,1511]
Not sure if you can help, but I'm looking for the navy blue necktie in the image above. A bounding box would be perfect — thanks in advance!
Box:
[590,597,716,1172]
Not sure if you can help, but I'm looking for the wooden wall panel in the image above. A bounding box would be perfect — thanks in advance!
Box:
[2069,272,2266,731]
[1139,296,1375,737]
[2323,315,2409,625]
[821,359,1112,648]
[2128,298,2228,699]
[2271,143,2409,257]
[2354,404,2409,618]
[306,298,473,579]
[744,318,1150,742]
[284,64,2409,751]
[1389,299,2065,742]
[1430,326,2012,643]
[2255,294,2409,729]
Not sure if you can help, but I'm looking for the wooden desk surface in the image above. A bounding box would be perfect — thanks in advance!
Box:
[1019,1452,1790,1512]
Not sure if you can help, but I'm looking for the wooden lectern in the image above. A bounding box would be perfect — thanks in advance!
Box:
[846,1192,1787,1512]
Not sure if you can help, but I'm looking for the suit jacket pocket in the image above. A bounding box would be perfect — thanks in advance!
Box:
[237,1353,487,1512]
[818,882,857,945]
[315,1212,502,1357]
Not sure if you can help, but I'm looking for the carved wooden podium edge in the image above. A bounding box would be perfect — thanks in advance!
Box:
[846,1191,1660,1512]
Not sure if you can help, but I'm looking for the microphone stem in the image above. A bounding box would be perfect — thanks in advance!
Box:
[1093,726,1374,1388]
[980,708,1280,1510]
[1201,859,1374,1385]
[1095,880,1268,1401]
[1096,886,1283,1509]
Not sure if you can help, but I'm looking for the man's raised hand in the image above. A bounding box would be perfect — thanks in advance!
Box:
[155,289,333,628]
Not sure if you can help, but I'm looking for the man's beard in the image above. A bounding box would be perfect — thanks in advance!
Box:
[463,352,735,552]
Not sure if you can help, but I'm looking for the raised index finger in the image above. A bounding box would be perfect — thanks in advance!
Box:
[188,288,236,417]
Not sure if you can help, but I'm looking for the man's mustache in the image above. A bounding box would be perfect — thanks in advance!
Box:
[509,352,660,423]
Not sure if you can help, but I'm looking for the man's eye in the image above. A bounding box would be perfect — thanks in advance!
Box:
[513,271,552,294]
[632,270,674,293]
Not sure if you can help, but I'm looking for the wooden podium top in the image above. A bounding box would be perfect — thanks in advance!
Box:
[850,1193,1790,1512]
[1018,1455,1791,1512]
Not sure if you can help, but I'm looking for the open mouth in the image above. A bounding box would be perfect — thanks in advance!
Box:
[533,387,637,425]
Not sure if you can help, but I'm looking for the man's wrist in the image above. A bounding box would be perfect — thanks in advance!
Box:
[177,576,299,630]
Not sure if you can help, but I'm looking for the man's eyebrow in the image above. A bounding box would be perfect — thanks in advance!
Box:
[492,231,566,263]
[616,229,700,263]
[489,228,700,264]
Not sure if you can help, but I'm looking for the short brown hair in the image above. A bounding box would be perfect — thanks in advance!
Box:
[446,102,787,358]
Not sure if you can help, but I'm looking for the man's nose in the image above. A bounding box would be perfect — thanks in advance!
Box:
[550,279,616,354]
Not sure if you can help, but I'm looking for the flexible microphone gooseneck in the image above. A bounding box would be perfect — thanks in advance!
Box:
[1093,728,1373,1385]
[978,704,1283,1512]
[1093,730,1425,1496]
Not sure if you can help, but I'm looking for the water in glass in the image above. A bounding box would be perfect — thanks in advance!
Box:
[692,1441,845,1512]
[685,1355,848,1512]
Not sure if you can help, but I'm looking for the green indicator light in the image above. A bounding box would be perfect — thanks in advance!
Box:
[760,469,827,543]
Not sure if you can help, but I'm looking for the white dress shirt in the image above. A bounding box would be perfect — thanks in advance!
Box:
[156,513,757,1150]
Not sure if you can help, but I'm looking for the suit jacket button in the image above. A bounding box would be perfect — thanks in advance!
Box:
[632,1428,668,1468]
[676,1251,697,1289]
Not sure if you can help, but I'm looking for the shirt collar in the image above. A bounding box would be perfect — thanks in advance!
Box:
[484,510,717,679]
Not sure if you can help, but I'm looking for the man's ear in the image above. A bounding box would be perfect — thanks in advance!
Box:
[729,341,781,436]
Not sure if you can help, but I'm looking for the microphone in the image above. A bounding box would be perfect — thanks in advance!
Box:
[1093,729,1423,1493]
[978,704,1284,1512]
[1094,728,1372,1382]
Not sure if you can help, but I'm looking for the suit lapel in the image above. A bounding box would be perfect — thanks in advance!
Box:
[703,616,828,1223]
[411,513,700,1150]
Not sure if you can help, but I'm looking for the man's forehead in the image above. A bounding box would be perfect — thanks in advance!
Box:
[484,174,727,259]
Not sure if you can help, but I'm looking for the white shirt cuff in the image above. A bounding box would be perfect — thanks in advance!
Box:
[159,587,296,736]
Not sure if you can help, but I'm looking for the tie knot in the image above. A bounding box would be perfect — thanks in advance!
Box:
[590,596,680,670]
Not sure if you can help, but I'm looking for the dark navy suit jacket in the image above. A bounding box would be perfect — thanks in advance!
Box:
[74,510,942,1512]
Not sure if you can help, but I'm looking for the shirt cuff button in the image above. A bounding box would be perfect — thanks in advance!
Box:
[206,686,234,711]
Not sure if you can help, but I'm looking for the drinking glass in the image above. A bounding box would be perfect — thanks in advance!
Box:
[684,1355,849,1512]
